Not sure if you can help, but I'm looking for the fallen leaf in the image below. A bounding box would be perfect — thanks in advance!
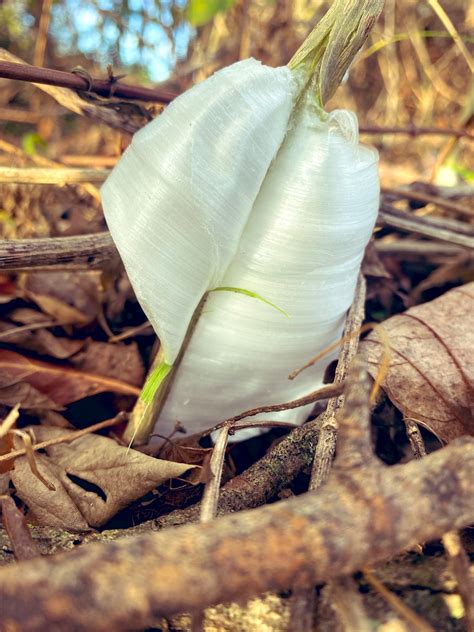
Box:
[0,349,140,408]
[12,452,89,530]
[19,271,102,326]
[0,320,84,359]
[361,283,474,442]
[71,340,144,387]
[0,379,59,410]
[0,275,18,305]
[12,426,195,528]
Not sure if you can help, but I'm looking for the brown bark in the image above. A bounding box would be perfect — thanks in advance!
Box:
[0,232,117,271]
[0,60,175,104]
[0,437,472,630]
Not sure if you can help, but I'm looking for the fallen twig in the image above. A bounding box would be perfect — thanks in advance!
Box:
[379,204,474,249]
[0,365,472,630]
[0,167,109,185]
[2,197,472,273]
[325,576,374,632]
[375,239,466,257]
[0,232,117,271]
[0,139,101,202]
[199,426,229,523]
[363,568,435,632]
[383,186,474,218]
[289,278,368,626]
[404,419,474,630]
[0,413,127,465]
[359,125,474,139]
[207,381,344,435]
[442,531,474,631]
[310,275,367,489]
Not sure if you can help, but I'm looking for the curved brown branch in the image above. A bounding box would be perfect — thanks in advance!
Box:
[0,438,472,630]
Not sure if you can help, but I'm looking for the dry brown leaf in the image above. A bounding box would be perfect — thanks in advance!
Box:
[19,271,102,326]
[362,283,474,442]
[12,452,89,530]
[0,349,140,408]
[0,275,18,305]
[0,379,59,410]
[71,340,145,388]
[12,426,195,529]
[0,321,85,359]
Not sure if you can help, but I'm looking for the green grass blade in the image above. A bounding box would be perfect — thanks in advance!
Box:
[140,361,172,405]
[211,286,290,318]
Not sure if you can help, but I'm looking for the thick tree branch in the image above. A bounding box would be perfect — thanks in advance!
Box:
[0,438,472,630]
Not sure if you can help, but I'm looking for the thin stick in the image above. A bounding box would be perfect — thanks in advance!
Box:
[426,0,474,73]
[0,320,60,341]
[281,279,367,631]
[442,532,474,631]
[33,0,52,68]
[404,418,427,459]
[311,275,366,489]
[0,138,101,202]
[0,107,42,124]
[200,426,229,523]
[108,322,153,343]
[0,61,176,104]
[0,232,117,271]
[383,187,474,218]
[325,576,373,632]
[206,381,345,436]
[375,239,465,257]
[379,204,474,249]
[0,404,20,439]
[363,568,436,632]
[0,413,127,465]
[61,155,118,167]
[11,429,56,491]
[405,419,474,630]
[360,125,474,139]
[0,167,109,185]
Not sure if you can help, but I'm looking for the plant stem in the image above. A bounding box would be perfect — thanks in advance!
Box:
[124,294,208,445]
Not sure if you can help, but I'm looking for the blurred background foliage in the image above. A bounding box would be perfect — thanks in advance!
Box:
[0,0,473,239]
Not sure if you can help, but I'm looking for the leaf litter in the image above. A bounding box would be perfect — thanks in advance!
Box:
[362,282,474,443]
[11,426,196,529]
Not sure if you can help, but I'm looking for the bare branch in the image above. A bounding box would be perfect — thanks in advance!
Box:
[380,204,474,249]
[360,126,474,139]
[0,60,175,104]
[0,167,109,185]
[0,438,472,630]
[0,232,117,272]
